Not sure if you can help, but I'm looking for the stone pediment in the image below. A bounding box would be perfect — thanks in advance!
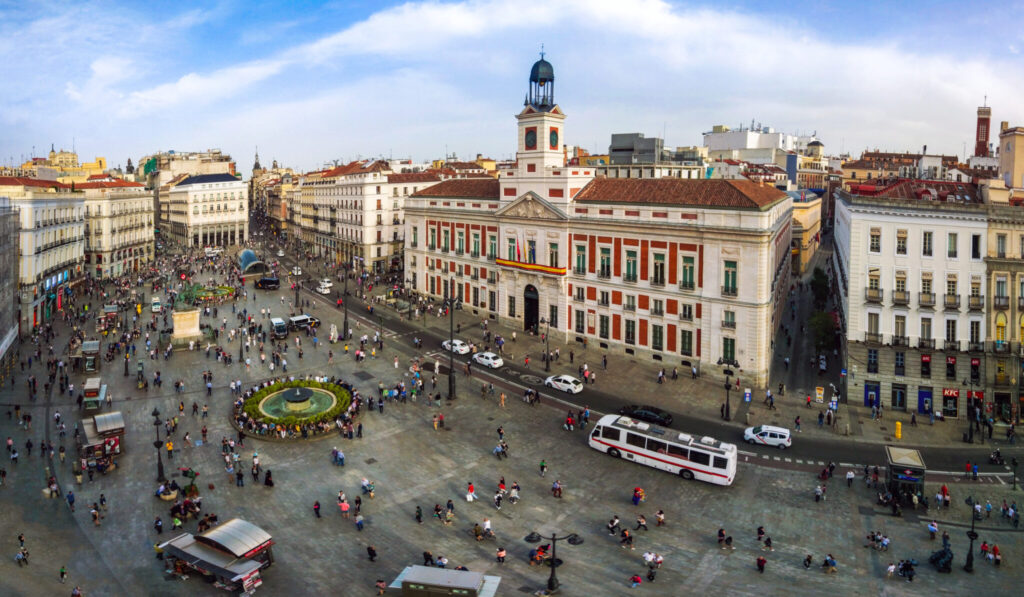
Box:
[495,192,568,220]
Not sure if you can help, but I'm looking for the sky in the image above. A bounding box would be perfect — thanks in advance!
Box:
[1,0,1022,174]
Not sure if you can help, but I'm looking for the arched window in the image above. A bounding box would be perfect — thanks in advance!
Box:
[996,312,1007,342]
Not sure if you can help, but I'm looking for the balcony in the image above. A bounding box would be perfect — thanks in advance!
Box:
[943,340,960,352]
[572,294,585,303]
[918,338,935,350]
[891,290,910,305]
[944,294,960,310]
[597,299,610,307]
[470,274,479,281]
[650,278,665,288]
[722,320,736,329]
[864,287,883,303]
[624,303,636,312]
[994,295,1009,310]
[427,263,435,271]
[918,292,935,307]
[597,270,611,280]
[572,267,587,276]
[623,274,637,284]
[993,340,1011,354]
[1019,296,1024,310]
[487,274,497,284]
[679,280,695,291]
[651,306,664,316]
[864,332,882,344]
[454,249,464,256]
[454,269,463,277]
[968,295,984,310]
[486,253,496,262]
[679,311,692,322]
[440,246,449,254]
[470,251,479,258]
[891,335,909,347]
[721,285,737,297]
[995,373,1010,387]
[968,341,985,353]
[409,241,418,248]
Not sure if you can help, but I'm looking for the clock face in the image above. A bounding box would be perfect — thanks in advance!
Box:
[524,130,537,150]
[549,129,559,149]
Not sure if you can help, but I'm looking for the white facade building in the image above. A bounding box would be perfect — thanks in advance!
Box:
[166,174,249,248]
[80,181,156,278]
[834,182,988,419]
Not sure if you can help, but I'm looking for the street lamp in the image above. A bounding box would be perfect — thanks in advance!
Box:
[962,378,981,444]
[717,358,739,421]
[540,316,551,372]
[239,324,244,363]
[446,277,456,401]
[964,496,979,572]
[378,314,384,349]
[525,531,583,591]
[1013,457,1019,491]
[152,407,165,483]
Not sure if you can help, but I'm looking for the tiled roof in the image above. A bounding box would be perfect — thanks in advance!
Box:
[322,160,391,179]
[849,178,982,203]
[574,178,787,209]
[0,176,69,189]
[387,172,441,184]
[411,178,500,199]
[86,174,110,180]
[447,161,485,170]
[178,173,240,186]
[76,179,145,189]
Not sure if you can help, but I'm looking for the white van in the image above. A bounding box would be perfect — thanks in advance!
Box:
[288,315,311,331]
[270,317,288,339]
[743,425,792,449]
[151,296,162,314]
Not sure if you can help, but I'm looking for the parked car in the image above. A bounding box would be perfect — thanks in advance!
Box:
[818,355,827,373]
[441,339,470,354]
[291,266,302,276]
[618,404,673,427]
[254,277,280,290]
[472,352,504,369]
[318,278,333,288]
[544,374,584,394]
[316,284,332,295]
[743,425,792,449]
[276,250,285,257]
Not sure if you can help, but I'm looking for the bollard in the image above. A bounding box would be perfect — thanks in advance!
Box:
[895,421,902,440]
[745,412,751,424]
[844,423,850,436]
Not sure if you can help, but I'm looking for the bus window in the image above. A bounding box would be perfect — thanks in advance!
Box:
[647,439,666,454]
[689,450,711,466]
[626,433,646,449]
[667,444,688,459]
[602,427,620,441]
[713,456,728,470]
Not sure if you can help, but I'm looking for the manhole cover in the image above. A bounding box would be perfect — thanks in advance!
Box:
[857,506,876,516]
[487,417,494,421]
[521,375,543,384]
[879,426,887,431]
[365,458,377,465]
[354,371,374,381]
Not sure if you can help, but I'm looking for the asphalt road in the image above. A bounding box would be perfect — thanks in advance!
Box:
[259,228,1022,477]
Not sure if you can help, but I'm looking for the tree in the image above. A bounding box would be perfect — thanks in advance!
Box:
[810,267,830,307]
[809,311,836,351]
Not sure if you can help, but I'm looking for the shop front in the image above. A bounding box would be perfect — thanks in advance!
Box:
[942,388,959,419]
[77,411,124,477]
[863,382,880,408]
[916,387,932,415]
[158,518,274,593]
[885,445,926,503]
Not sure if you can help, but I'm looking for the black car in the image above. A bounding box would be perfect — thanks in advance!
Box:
[618,405,673,427]
[255,277,280,290]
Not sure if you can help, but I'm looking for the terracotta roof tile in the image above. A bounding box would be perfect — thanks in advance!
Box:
[411,178,500,199]
[574,178,787,209]
[387,172,441,184]
[76,179,146,189]
[0,176,69,189]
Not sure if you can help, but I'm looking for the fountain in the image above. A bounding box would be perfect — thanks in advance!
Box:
[286,388,313,411]
[258,385,337,420]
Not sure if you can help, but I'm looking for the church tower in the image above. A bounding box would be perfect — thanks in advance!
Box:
[252,147,263,176]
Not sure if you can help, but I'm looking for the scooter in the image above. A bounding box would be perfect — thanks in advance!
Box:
[989,450,1005,465]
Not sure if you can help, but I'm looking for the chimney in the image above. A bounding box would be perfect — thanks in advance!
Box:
[1002,121,1010,132]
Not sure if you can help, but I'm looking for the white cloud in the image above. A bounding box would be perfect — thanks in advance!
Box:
[3,0,1023,169]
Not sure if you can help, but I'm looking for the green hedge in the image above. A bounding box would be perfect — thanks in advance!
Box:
[242,380,352,426]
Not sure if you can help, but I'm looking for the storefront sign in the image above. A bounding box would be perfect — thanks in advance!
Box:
[942,388,960,398]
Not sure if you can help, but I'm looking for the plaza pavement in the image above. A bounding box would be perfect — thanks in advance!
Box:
[0,281,1019,596]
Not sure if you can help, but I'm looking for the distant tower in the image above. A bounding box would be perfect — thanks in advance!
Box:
[253,147,263,174]
[975,105,992,157]
[125,157,135,174]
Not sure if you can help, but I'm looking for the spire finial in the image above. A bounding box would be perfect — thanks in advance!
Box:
[540,43,545,60]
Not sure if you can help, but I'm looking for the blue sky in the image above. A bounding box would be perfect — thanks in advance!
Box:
[1,0,1022,173]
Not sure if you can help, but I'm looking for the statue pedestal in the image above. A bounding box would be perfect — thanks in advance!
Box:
[172,309,202,345]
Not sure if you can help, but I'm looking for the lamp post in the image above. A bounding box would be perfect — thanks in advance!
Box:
[152,407,165,483]
[447,277,456,401]
[964,496,979,572]
[718,358,738,421]
[525,531,583,591]
[239,324,244,363]
[962,378,980,444]
[378,314,384,349]
[540,316,551,372]
[1013,457,1019,491]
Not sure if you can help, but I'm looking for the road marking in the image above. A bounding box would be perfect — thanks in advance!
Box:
[817,461,825,466]
[761,455,769,460]
[795,459,804,464]
[773,456,781,461]
[738,450,757,457]
[840,462,855,467]
[784,458,792,463]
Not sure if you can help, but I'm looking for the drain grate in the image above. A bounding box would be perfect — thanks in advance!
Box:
[354,371,374,381]
[857,506,877,516]
[365,458,377,465]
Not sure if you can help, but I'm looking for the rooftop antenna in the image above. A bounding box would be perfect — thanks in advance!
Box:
[983,94,987,107]
[540,43,545,59]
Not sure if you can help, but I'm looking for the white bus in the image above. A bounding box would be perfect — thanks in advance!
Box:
[588,414,737,486]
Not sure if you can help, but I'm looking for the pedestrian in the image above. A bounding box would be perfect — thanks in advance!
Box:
[496,547,506,563]
[415,505,423,524]
[367,545,377,561]
[375,579,386,596]
[655,509,665,526]
[794,416,801,432]
[60,565,68,583]
[313,501,321,518]
[154,517,163,534]
[355,513,365,531]
[66,490,75,512]
[630,574,643,588]
[635,515,648,531]
[756,555,767,573]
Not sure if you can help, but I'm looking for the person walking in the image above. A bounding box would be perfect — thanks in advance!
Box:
[313,501,321,518]
[539,459,547,477]
[367,545,377,562]
[60,565,68,583]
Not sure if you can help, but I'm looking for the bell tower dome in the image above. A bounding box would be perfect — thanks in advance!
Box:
[515,51,566,176]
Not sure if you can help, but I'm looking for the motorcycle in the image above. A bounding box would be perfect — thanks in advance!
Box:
[989,450,1005,465]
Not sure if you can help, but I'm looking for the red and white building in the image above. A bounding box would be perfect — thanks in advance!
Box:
[404,56,793,385]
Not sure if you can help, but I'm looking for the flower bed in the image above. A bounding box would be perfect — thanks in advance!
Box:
[197,285,236,300]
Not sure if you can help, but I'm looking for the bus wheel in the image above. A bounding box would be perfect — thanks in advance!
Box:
[679,469,694,480]
[607,448,620,458]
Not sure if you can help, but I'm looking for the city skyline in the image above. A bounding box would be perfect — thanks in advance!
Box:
[2,0,1022,172]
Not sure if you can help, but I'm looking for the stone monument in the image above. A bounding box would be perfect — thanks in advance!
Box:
[171,284,203,345]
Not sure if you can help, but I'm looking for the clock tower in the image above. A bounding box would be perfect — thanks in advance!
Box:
[516,52,565,173]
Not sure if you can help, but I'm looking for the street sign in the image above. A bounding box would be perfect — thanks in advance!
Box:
[743,388,751,403]
[815,386,825,403]
[840,368,847,377]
